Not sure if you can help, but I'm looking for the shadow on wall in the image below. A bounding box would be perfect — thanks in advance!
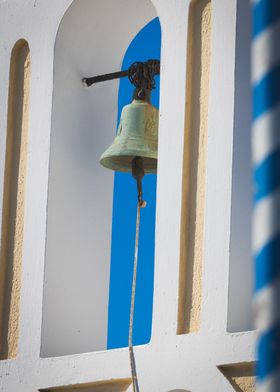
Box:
[39,378,132,392]
[227,0,253,333]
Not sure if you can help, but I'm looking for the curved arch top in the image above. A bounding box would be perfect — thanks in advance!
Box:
[169,389,191,392]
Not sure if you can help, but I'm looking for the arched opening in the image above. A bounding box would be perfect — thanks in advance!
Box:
[107,17,161,350]
[41,0,161,357]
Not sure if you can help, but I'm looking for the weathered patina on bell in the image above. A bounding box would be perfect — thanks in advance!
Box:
[99,91,159,174]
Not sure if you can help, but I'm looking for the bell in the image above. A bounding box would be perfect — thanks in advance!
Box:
[99,91,159,174]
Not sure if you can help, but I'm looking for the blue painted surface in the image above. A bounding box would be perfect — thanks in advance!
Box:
[255,237,280,292]
[254,149,280,202]
[253,64,280,119]
[257,324,280,380]
[253,0,280,38]
[252,0,280,386]
[107,18,161,349]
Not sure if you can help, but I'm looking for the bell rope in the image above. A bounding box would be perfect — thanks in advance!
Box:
[129,201,141,392]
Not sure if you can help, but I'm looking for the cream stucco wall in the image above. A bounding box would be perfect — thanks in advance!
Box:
[0,40,30,359]
[178,0,211,334]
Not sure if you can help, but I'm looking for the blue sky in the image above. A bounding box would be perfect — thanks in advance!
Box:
[107,17,161,349]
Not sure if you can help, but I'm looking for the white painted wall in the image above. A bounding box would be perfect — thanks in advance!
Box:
[41,0,157,357]
[228,0,253,333]
[0,0,256,391]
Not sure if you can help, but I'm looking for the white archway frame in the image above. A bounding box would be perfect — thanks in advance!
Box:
[41,0,160,359]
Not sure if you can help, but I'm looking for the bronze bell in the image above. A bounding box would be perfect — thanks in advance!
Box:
[99,90,159,174]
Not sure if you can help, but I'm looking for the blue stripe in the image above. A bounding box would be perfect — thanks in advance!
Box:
[253,0,280,38]
[256,236,280,291]
[253,65,280,119]
[254,149,280,201]
[257,324,280,380]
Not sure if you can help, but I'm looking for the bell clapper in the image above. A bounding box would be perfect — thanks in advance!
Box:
[132,156,146,208]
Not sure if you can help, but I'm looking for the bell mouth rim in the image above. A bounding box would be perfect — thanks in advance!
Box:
[99,155,157,174]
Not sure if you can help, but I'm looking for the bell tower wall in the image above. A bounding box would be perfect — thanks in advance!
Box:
[0,0,256,390]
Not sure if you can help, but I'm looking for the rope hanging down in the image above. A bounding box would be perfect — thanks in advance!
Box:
[129,200,143,392]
